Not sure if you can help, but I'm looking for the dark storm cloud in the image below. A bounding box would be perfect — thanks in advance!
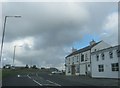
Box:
[2,2,88,42]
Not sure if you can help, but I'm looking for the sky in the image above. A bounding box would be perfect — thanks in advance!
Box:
[0,1,118,70]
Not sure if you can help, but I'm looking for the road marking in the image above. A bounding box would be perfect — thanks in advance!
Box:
[33,79,42,86]
[48,74,52,76]
[27,74,42,86]
[27,75,31,79]
[46,80,61,86]
[17,75,21,77]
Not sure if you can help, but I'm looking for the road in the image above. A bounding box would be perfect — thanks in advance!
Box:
[2,71,119,87]
[2,74,39,86]
[2,72,91,86]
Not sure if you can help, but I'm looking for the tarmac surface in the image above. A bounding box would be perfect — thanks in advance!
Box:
[2,71,119,87]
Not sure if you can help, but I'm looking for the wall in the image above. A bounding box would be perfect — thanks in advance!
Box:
[91,41,111,53]
[91,46,119,78]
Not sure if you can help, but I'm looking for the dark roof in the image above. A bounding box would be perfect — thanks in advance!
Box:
[65,41,101,58]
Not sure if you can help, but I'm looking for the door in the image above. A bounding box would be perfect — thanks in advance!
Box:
[71,65,75,75]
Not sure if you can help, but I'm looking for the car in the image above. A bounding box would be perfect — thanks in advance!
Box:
[51,70,63,74]
[3,64,11,69]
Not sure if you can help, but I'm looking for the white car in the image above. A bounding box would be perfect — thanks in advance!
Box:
[51,71,63,74]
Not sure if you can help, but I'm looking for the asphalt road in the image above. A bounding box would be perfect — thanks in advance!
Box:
[2,72,93,87]
[2,74,39,86]
[2,71,119,87]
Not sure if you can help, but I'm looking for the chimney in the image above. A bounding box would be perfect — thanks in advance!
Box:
[90,40,96,46]
[72,47,77,53]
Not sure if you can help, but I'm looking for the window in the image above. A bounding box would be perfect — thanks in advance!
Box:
[77,56,79,62]
[109,51,113,58]
[81,54,84,62]
[68,66,71,73]
[94,49,96,52]
[101,53,105,60]
[88,64,90,67]
[85,54,88,61]
[76,65,80,73]
[72,57,74,64]
[96,54,99,61]
[111,63,119,71]
[116,49,120,57]
[67,58,70,64]
[98,65,104,72]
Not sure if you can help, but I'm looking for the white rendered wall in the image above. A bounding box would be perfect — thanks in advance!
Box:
[91,41,111,53]
[91,48,119,78]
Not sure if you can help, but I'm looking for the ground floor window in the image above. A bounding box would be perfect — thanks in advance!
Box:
[111,63,119,71]
[75,65,80,73]
[98,65,104,72]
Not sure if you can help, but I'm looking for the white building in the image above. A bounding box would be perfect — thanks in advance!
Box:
[65,40,111,76]
[91,45,120,78]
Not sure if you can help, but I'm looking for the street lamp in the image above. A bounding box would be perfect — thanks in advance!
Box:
[13,45,22,67]
[0,16,21,67]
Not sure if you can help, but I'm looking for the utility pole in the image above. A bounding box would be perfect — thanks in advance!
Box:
[0,16,21,67]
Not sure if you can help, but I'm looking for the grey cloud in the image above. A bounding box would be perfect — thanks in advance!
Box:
[2,2,89,42]
[1,2,118,69]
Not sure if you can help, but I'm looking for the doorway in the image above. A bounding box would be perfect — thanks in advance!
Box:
[71,65,75,75]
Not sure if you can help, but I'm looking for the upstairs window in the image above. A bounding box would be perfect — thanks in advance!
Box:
[72,57,74,64]
[81,54,84,62]
[94,49,97,52]
[67,58,70,64]
[85,54,88,61]
[96,54,99,61]
[111,63,119,71]
[101,53,105,60]
[109,51,113,58]
[77,56,79,62]
[116,49,120,57]
[68,66,71,73]
[88,64,90,67]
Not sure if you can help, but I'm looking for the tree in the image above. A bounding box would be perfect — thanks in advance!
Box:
[32,65,37,69]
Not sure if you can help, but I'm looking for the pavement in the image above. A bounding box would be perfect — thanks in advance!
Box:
[2,71,119,87]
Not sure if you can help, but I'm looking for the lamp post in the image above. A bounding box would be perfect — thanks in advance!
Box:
[13,45,22,67]
[0,16,21,67]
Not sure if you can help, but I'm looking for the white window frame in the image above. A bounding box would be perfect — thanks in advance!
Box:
[111,63,119,71]
[98,65,104,72]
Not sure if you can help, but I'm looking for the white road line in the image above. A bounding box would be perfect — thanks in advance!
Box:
[27,74,42,86]
[33,79,42,86]
[17,75,21,77]
[48,74,52,76]
[27,75,31,79]
[46,80,61,86]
